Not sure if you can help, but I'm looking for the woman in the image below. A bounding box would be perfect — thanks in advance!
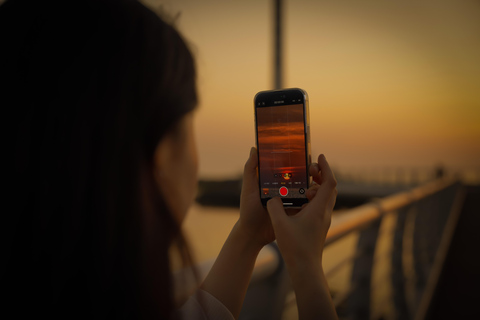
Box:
[1,0,338,319]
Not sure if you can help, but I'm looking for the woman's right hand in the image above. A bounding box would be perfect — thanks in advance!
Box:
[266,154,338,319]
[266,154,337,268]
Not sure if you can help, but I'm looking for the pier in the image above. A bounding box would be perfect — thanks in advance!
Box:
[180,173,480,319]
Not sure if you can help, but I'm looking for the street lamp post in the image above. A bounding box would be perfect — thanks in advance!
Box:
[274,0,283,89]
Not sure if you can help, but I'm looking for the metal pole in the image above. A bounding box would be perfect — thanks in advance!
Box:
[274,0,283,89]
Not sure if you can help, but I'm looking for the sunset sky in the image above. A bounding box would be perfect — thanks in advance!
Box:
[256,104,307,185]
[143,0,480,178]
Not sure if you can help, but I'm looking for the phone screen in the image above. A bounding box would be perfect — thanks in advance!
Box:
[254,89,310,207]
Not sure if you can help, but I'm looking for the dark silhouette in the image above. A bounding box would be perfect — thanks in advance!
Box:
[2,1,340,320]
[2,0,197,318]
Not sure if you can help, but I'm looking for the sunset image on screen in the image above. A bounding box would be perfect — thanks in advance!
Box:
[256,103,308,198]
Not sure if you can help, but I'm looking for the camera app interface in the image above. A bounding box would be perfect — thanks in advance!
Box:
[256,103,308,199]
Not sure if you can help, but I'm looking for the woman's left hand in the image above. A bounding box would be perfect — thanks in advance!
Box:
[236,147,276,248]
[202,147,277,317]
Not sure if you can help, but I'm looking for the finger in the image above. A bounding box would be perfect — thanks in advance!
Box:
[317,154,336,189]
[309,162,319,178]
[305,187,335,228]
[306,184,320,201]
[308,155,337,207]
[242,147,258,192]
[285,208,300,216]
[327,187,338,211]
[309,162,322,185]
[266,197,287,228]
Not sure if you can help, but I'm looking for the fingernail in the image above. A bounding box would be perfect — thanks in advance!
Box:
[250,147,256,157]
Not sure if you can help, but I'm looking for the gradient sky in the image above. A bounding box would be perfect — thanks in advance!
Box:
[143,0,480,178]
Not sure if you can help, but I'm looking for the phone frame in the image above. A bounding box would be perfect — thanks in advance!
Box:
[254,88,311,207]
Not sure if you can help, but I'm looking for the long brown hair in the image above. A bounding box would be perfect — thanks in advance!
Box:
[2,0,197,318]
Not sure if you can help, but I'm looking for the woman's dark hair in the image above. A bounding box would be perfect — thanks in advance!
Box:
[2,0,197,318]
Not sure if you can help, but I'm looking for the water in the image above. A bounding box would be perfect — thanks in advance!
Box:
[182,204,240,262]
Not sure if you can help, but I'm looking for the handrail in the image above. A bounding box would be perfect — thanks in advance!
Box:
[325,177,462,319]
[414,184,466,320]
[325,177,456,246]
[175,177,462,319]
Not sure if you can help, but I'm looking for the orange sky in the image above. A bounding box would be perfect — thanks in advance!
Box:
[144,0,480,178]
[256,104,307,182]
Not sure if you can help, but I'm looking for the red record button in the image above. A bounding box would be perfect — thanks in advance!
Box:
[279,186,288,197]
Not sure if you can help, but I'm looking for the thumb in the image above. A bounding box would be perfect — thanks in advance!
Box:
[266,197,287,228]
[242,147,258,192]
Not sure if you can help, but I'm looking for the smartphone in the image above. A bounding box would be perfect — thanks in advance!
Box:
[254,88,311,207]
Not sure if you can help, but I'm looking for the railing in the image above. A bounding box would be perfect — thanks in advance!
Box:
[175,177,465,320]
[323,177,464,320]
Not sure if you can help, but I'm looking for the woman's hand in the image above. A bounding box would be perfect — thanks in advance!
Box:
[201,147,276,318]
[267,154,337,269]
[266,154,338,320]
[203,151,337,319]
[236,147,275,249]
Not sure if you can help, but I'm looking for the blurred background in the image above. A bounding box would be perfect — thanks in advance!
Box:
[140,1,479,318]
[1,0,477,318]
[145,1,480,319]
[142,0,480,183]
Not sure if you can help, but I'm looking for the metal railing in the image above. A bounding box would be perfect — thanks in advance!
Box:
[325,177,464,319]
[175,177,465,320]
